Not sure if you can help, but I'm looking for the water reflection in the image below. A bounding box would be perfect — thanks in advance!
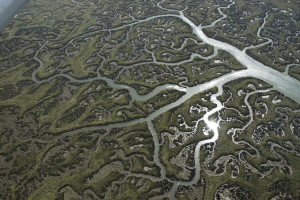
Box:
[207,120,219,131]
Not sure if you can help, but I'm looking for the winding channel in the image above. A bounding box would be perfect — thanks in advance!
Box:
[30,2,300,199]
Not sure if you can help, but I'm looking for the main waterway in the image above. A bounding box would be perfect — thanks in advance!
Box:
[0,0,30,31]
